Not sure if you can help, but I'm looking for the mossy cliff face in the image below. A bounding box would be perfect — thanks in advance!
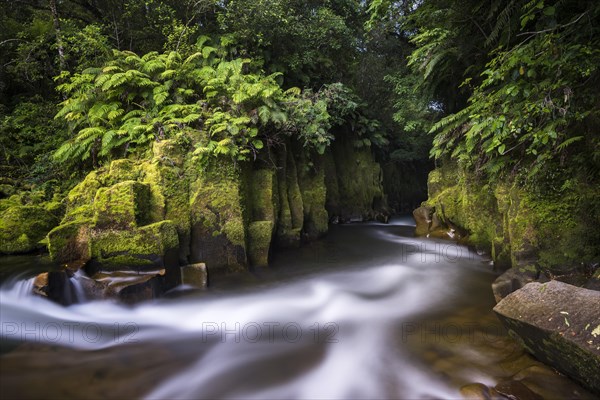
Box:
[423,163,599,277]
[324,129,388,221]
[47,134,390,273]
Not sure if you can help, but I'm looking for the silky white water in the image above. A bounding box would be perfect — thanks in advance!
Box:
[0,217,506,399]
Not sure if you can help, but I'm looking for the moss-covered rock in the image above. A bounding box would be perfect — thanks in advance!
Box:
[250,169,276,223]
[189,163,247,271]
[90,220,179,270]
[273,144,304,248]
[248,221,274,267]
[0,206,59,254]
[93,181,152,230]
[107,159,140,184]
[424,163,599,275]
[65,170,103,212]
[494,281,600,393]
[47,220,92,263]
[297,152,328,241]
[141,141,191,263]
[327,131,387,220]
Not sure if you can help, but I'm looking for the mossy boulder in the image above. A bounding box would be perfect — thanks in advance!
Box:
[65,170,103,211]
[47,220,92,264]
[107,159,140,184]
[248,221,273,267]
[494,281,600,393]
[0,206,59,254]
[93,181,153,230]
[90,220,179,271]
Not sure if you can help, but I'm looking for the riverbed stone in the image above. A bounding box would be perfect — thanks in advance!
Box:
[413,205,433,236]
[459,383,504,400]
[180,263,207,288]
[491,267,539,303]
[493,280,600,393]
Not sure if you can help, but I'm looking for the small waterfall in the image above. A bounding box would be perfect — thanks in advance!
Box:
[69,269,87,303]
[2,276,35,298]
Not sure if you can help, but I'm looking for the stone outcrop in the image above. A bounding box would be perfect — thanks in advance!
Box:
[45,133,388,279]
[493,280,600,393]
[421,163,599,276]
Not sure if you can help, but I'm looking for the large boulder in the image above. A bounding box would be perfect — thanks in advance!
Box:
[493,280,600,393]
[89,220,179,271]
[0,206,59,254]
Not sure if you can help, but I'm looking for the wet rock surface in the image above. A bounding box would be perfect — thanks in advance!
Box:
[493,280,600,393]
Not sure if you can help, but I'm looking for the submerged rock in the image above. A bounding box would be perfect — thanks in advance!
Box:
[491,267,541,303]
[180,263,207,288]
[413,205,433,236]
[493,280,600,393]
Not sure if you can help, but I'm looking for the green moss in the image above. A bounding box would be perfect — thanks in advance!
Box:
[94,255,156,270]
[425,163,599,275]
[328,135,385,219]
[188,161,247,270]
[248,220,274,267]
[297,153,328,240]
[61,204,94,224]
[47,220,92,263]
[93,181,152,230]
[44,200,65,219]
[107,159,140,184]
[66,170,103,211]
[250,169,276,222]
[0,206,59,254]
[223,219,245,247]
[286,149,304,230]
[91,220,179,259]
[139,161,166,223]
[190,164,246,248]
[152,139,185,165]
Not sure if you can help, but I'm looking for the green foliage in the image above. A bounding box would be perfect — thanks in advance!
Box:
[53,37,376,166]
[429,1,600,179]
[218,0,361,86]
[0,98,67,182]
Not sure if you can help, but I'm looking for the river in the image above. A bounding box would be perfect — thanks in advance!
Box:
[0,217,593,399]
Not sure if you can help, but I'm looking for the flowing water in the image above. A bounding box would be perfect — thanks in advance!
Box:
[0,217,593,399]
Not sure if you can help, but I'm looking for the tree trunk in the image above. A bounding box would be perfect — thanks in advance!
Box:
[48,0,66,70]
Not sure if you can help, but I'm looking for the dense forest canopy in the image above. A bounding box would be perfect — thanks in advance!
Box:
[1,0,598,199]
